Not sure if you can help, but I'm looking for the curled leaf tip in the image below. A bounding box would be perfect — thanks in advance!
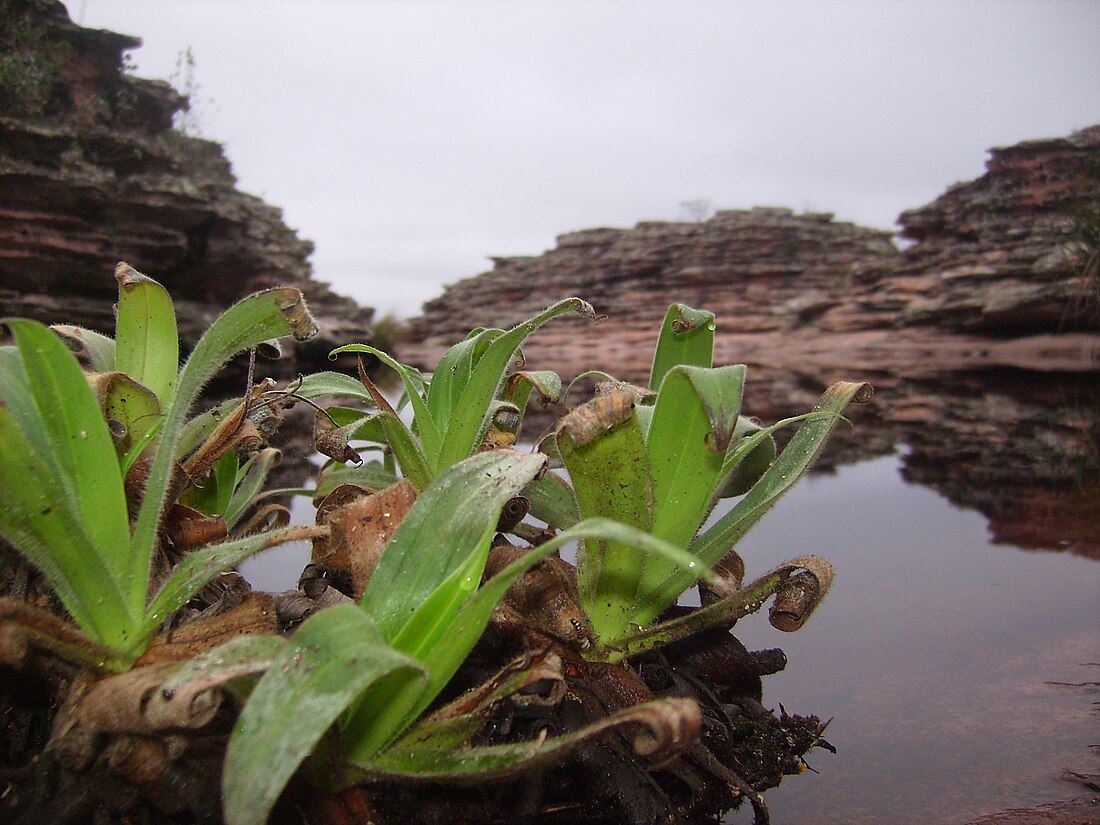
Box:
[256,339,283,359]
[626,697,702,767]
[114,261,153,287]
[768,556,834,632]
[558,389,636,447]
[273,290,319,341]
[564,297,600,321]
[854,383,874,404]
[703,429,730,454]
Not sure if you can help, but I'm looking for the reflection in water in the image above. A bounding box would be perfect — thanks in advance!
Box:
[744,368,1100,559]
[723,453,1098,825]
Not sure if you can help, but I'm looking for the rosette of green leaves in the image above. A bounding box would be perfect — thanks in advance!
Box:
[326,298,599,490]
[553,303,871,659]
[0,265,318,666]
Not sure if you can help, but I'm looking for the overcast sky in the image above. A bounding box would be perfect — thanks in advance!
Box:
[69,0,1100,317]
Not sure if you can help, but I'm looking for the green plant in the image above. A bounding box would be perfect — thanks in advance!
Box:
[215,449,705,825]
[546,304,870,659]
[325,297,600,490]
[0,264,319,667]
[208,302,868,822]
[0,284,864,822]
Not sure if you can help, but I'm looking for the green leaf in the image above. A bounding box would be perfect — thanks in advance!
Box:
[181,451,239,517]
[648,365,744,545]
[129,289,317,608]
[648,304,716,390]
[644,381,871,607]
[434,299,599,471]
[0,406,137,653]
[160,633,288,695]
[557,402,654,645]
[2,320,132,595]
[503,369,563,422]
[522,470,579,529]
[424,328,499,437]
[361,450,547,644]
[292,370,381,406]
[145,524,324,638]
[114,263,179,405]
[320,405,386,437]
[378,411,432,491]
[50,325,116,372]
[224,448,281,529]
[96,372,162,461]
[633,365,744,615]
[223,605,426,825]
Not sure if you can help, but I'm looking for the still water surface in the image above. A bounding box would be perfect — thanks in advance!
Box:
[723,450,1098,824]
[241,448,1098,824]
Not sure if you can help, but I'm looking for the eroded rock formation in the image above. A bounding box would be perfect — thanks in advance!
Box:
[404,128,1100,558]
[407,128,1099,383]
[0,0,373,378]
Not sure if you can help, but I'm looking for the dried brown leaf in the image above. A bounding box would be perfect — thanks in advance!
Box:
[319,479,417,599]
[137,593,277,665]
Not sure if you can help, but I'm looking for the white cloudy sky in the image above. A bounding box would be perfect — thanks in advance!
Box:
[69,0,1100,317]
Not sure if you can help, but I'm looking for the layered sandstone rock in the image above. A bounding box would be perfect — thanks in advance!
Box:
[403,127,1100,557]
[406,128,1099,384]
[0,0,373,378]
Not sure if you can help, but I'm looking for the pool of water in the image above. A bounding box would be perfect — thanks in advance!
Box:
[723,450,1098,824]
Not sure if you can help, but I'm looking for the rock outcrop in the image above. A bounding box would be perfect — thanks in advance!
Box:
[407,128,1099,385]
[0,0,374,378]
[403,127,1100,558]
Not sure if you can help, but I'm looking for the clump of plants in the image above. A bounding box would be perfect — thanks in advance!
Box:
[0,268,870,825]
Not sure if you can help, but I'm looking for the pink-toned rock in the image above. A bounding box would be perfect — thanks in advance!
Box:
[401,128,1100,559]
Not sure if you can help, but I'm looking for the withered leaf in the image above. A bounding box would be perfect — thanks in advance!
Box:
[319,479,417,599]
[165,503,228,550]
[137,592,277,665]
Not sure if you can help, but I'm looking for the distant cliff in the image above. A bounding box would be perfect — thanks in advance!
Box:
[402,127,1100,558]
[0,0,373,377]
[405,126,1100,391]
